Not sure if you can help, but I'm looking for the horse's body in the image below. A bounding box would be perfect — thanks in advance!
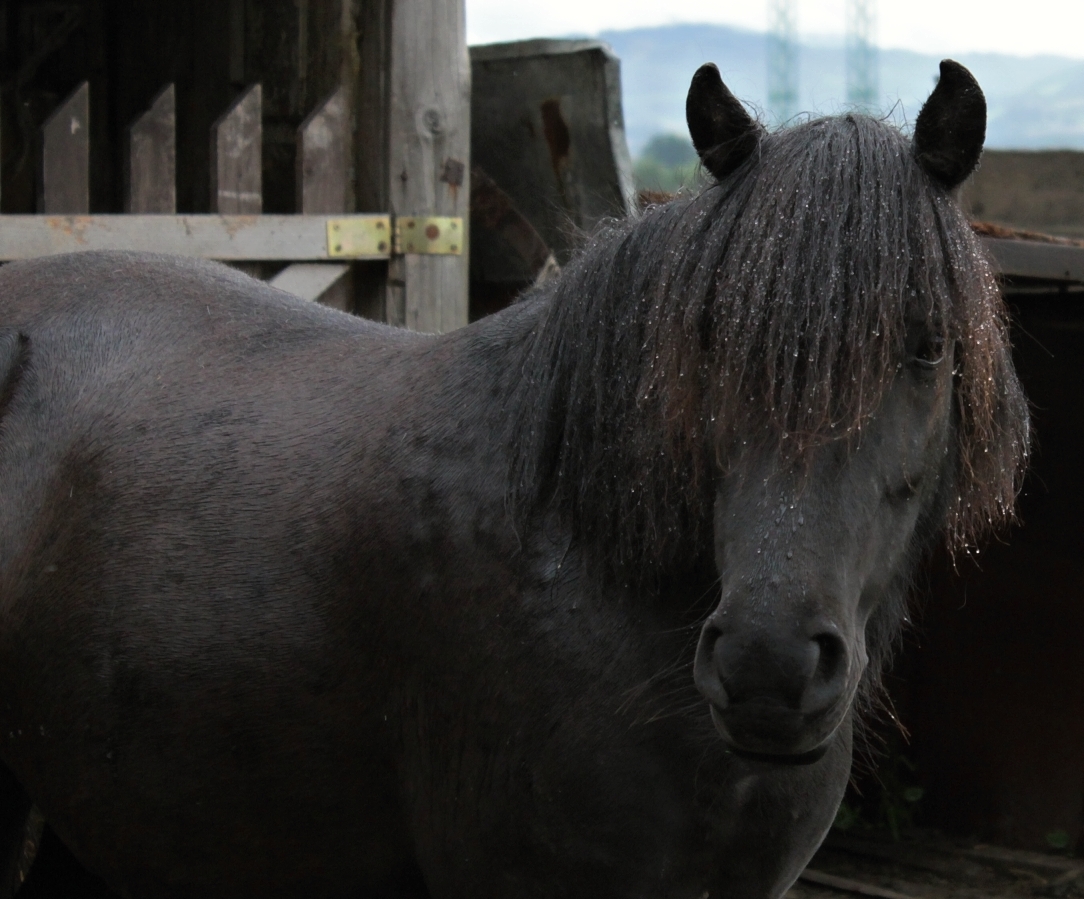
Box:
[0,254,846,899]
[0,62,1026,898]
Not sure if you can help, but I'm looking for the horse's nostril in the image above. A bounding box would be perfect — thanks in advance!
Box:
[803,631,848,715]
[814,633,845,681]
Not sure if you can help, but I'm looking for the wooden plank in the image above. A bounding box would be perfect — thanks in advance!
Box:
[269,263,351,305]
[386,0,470,332]
[0,215,391,261]
[824,831,1084,880]
[126,84,177,213]
[211,85,262,214]
[470,40,635,276]
[962,843,1084,877]
[297,86,348,215]
[799,868,924,899]
[295,84,353,310]
[983,237,1084,283]
[40,82,90,214]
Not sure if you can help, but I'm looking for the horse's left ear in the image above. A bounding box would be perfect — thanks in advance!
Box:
[913,59,986,190]
[686,63,763,181]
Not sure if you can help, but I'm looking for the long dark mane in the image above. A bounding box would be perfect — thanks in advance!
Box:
[508,113,1029,582]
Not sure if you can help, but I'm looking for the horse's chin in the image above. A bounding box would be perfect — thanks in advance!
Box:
[709,704,836,766]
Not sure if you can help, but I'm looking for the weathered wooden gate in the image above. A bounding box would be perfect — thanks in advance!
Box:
[0,0,470,333]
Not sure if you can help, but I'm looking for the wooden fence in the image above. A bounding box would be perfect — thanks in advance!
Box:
[0,0,471,334]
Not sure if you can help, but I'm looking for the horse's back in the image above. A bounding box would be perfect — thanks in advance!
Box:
[0,251,437,897]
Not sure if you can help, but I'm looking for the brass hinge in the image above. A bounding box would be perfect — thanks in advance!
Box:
[394,216,463,256]
[325,215,464,258]
[326,216,393,258]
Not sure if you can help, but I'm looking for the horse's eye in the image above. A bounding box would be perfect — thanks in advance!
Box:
[912,334,945,370]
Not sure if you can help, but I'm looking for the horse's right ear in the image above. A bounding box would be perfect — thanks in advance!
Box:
[686,63,762,181]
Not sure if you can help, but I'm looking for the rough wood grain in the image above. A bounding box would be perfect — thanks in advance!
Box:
[293,83,353,310]
[470,40,634,270]
[297,86,348,215]
[0,215,390,261]
[983,236,1084,283]
[40,82,90,214]
[269,263,351,305]
[211,84,262,214]
[126,84,177,213]
[386,0,470,332]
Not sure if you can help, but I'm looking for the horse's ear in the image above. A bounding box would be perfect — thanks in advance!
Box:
[686,63,762,181]
[913,59,986,190]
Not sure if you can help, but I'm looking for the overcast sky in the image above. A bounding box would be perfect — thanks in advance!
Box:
[466,1,1084,60]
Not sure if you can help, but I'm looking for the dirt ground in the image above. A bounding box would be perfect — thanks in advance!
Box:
[786,829,1084,899]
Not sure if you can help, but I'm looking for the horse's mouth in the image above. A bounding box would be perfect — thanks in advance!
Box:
[727,743,831,766]
[709,704,835,765]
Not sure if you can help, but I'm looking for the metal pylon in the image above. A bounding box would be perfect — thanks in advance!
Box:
[845,0,878,111]
[767,0,799,125]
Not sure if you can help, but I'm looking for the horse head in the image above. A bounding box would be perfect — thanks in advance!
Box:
[694,329,957,760]
[684,60,1021,761]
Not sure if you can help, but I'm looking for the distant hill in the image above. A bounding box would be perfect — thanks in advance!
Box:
[591,24,1084,155]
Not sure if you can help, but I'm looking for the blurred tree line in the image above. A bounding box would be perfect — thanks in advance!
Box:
[632,133,704,194]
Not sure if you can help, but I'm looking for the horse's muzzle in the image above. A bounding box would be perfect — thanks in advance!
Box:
[693,617,851,760]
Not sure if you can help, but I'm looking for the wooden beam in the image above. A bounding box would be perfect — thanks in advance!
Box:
[983,237,1084,283]
[0,215,391,262]
[126,84,176,213]
[268,263,351,306]
[40,82,90,214]
[211,85,262,214]
[290,86,354,308]
[386,0,470,333]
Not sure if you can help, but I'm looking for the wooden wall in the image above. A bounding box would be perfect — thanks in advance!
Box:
[963,150,1084,239]
[891,289,1084,852]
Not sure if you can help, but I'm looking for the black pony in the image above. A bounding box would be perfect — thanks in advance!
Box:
[0,61,1026,898]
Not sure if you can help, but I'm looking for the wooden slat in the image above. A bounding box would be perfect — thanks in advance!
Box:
[126,84,176,213]
[268,263,350,305]
[293,84,353,310]
[983,237,1084,283]
[386,0,470,332]
[0,215,390,261]
[40,82,90,214]
[297,86,348,215]
[211,84,262,214]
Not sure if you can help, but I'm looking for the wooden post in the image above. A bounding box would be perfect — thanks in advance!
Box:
[40,82,90,214]
[210,84,262,214]
[386,0,471,333]
[126,84,176,213]
[284,86,352,309]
